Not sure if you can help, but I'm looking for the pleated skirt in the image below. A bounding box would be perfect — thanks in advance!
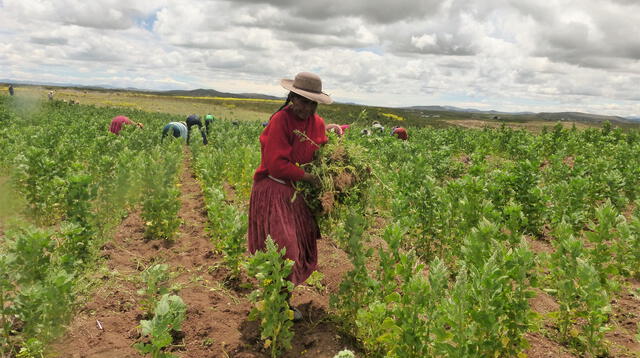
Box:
[248,177,320,285]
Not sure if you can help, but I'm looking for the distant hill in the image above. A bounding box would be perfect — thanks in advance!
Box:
[406,105,534,115]
[152,88,282,101]
[406,105,631,125]
[532,112,632,124]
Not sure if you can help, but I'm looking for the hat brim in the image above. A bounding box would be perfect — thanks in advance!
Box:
[281,79,333,104]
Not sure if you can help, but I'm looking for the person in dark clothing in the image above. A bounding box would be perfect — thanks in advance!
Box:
[8,84,14,96]
[186,114,208,145]
[204,114,215,134]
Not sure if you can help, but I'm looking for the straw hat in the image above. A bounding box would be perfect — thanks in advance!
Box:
[280,72,333,104]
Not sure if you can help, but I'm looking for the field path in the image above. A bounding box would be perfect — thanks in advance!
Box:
[51,149,357,358]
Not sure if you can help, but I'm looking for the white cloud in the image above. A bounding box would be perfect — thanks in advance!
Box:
[0,0,638,117]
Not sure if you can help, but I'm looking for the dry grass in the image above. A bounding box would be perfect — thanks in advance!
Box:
[443,119,593,133]
[10,86,274,122]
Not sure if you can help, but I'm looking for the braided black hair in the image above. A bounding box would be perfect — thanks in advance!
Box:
[269,92,295,120]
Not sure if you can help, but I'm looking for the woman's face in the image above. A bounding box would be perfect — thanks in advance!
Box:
[291,94,318,120]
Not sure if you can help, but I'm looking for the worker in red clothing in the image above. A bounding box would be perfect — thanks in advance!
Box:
[109,115,143,135]
[248,72,332,322]
[325,123,351,136]
[391,126,408,140]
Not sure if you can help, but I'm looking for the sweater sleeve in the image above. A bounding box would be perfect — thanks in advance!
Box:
[261,114,306,181]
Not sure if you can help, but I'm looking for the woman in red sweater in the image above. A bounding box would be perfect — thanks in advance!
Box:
[391,126,408,140]
[109,115,143,135]
[248,72,332,319]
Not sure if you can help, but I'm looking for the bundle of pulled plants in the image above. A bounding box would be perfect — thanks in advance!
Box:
[294,132,372,216]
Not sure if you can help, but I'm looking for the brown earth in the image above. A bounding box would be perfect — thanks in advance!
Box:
[50,152,358,358]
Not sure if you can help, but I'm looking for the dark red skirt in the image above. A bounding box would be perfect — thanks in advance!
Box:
[248,177,320,285]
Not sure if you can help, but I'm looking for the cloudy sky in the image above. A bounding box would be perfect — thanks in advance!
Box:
[1,0,639,117]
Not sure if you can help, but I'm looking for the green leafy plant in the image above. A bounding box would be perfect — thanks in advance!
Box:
[15,338,45,358]
[245,237,295,358]
[205,186,248,280]
[134,294,187,358]
[0,255,16,356]
[137,264,172,316]
[12,268,75,345]
[584,200,623,289]
[549,223,611,356]
[141,146,183,241]
[330,213,376,334]
[332,349,355,358]
[306,270,325,292]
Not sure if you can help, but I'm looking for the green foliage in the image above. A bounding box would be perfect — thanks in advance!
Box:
[549,223,611,356]
[332,349,355,358]
[584,200,624,288]
[330,213,376,334]
[5,227,56,284]
[137,264,172,316]
[615,206,640,278]
[440,223,536,357]
[245,237,295,358]
[134,294,187,358]
[141,145,183,240]
[12,268,75,343]
[0,255,16,356]
[356,235,450,357]
[15,338,45,358]
[204,187,248,280]
[306,270,325,292]
[58,222,94,271]
[0,98,187,355]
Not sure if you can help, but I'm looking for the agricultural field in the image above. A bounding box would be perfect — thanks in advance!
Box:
[1,87,640,358]
[7,85,630,132]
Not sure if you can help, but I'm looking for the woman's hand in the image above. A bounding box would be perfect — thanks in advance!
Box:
[325,123,343,136]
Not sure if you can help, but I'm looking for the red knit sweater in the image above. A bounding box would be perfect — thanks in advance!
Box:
[254,106,327,183]
[393,127,408,140]
[109,115,132,135]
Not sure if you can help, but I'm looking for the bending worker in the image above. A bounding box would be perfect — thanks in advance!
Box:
[186,114,208,145]
[109,115,143,135]
[204,113,215,134]
[391,126,408,140]
[162,121,188,142]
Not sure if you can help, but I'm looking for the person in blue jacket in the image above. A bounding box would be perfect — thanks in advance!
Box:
[162,121,188,142]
